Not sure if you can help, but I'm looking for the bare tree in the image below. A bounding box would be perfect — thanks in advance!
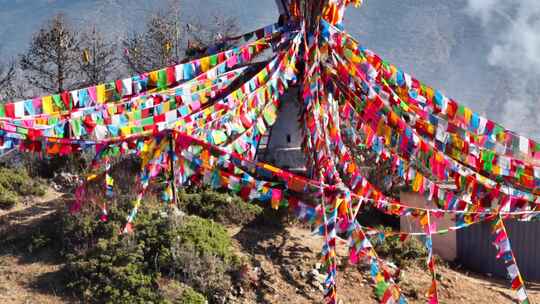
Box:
[123,11,183,73]
[183,15,239,59]
[79,26,118,86]
[20,14,81,94]
[123,1,239,74]
[0,58,15,102]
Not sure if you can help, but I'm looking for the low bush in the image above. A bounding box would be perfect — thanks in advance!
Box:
[65,239,163,304]
[160,281,207,304]
[62,196,239,304]
[0,189,18,209]
[0,167,46,209]
[372,228,428,268]
[178,287,207,304]
[178,189,263,225]
[27,231,52,253]
[169,216,237,299]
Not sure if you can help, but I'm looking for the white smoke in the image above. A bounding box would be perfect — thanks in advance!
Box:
[465,0,540,140]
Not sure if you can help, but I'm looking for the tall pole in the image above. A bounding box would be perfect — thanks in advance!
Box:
[275,0,326,32]
[168,130,177,206]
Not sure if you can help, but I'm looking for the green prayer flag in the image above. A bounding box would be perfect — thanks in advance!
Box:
[375,281,389,300]
[210,54,218,67]
[344,48,353,60]
[457,104,465,118]
[52,94,64,110]
[133,110,142,121]
[48,117,59,126]
[168,100,177,110]
[71,118,82,137]
[132,126,143,134]
[142,117,154,127]
[516,166,524,179]
[482,150,495,172]
[493,125,504,138]
[157,69,167,90]
[263,106,277,125]
[16,126,28,135]
[211,130,227,145]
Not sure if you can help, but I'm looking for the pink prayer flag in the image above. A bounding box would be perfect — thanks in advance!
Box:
[88,87,97,102]
[271,189,282,210]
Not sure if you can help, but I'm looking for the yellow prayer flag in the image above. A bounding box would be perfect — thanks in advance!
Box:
[258,72,266,84]
[149,71,158,87]
[412,173,423,192]
[42,96,53,114]
[384,126,392,145]
[463,107,472,124]
[390,65,397,76]
[108,105,116,116]
[262,163,280,173]
[376,118,385,136]
[419,212,429,227]
[425,87,434,101]
[96,84,106,104]
[200,57,210,72]
[120,126,131,136]
[199,93,208,105]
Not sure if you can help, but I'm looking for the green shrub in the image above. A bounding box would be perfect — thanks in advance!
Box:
[0,167,46,209]
[169,216,236,299]
[174,216,233,262]
[62,198,166,303]
[62,196,238,304]
[0,187,18,209]
[372,228,428,268]
[66,239,164,304]
[177,287,207,304]
[27,231,52,253]
[178,189,263,225]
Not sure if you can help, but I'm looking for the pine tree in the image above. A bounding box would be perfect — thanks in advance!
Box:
[20,14,81,94]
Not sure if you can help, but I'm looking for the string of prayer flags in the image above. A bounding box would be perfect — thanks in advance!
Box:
[320,191,339,304]
[492,217,530,304]
[2,2,540,303]
[422,211,439,303]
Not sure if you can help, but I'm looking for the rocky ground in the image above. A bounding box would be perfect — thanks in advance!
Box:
[1,189,540,303]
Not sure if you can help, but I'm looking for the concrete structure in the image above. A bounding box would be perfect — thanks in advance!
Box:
[400,191,457,261]
[401,190,540,281]
[257,87,306,173]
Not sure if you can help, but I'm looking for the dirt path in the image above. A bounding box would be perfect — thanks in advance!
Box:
[0,189,74,304]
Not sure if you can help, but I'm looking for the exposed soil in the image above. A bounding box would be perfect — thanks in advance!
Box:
[1,190,540,303]
[0,189,75,304]
[228,224,540,304]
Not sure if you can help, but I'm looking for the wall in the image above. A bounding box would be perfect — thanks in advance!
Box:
[259,87,306,172]
[400,191,457,261]
[457,220,540,281]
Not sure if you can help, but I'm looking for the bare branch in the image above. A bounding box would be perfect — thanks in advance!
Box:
[19,13,81,94]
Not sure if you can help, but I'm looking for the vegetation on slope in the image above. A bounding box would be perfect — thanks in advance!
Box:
[0,167,46,209]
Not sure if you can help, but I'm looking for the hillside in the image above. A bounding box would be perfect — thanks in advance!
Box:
[1,186,539,304]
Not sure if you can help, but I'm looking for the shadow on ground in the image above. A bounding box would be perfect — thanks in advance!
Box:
[0,194,75,303]
[233,207,319,303]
